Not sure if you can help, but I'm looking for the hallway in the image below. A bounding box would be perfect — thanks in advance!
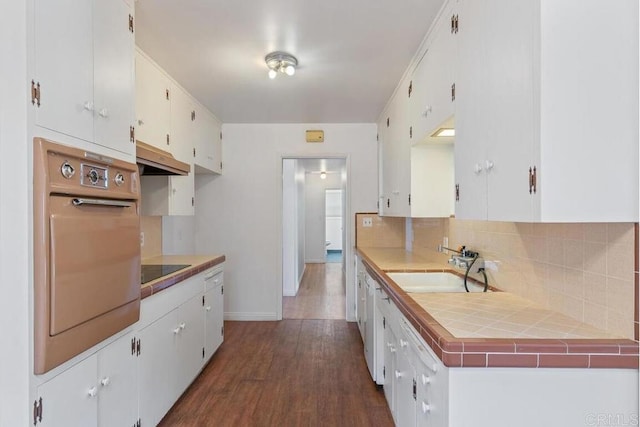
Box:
[159,263,393,426]
[283,263,346,319]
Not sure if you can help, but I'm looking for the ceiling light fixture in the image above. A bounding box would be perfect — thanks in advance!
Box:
[265,51,298,79]
[320,172,327,180]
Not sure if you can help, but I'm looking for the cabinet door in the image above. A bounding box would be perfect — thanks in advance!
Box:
[176,293,206,396]
[391,88,411,217]
[383,325,397,417]
[34,0,94,143]
[168,173,195,216]
[204,283,224,360]
[134,52,171,150]
[93,0,135,156]
[453,0,490,220]
[37,355,98,427]
[169,85,195,163]
[410,1,455,143]
[378,113,392,215]
[483,0,534,221]
[395,346,416,427]
[194,110,222,174]
[138,310,179,427]
[97,332,137,427]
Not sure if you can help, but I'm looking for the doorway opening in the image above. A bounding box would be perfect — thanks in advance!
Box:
[281,157,347,319]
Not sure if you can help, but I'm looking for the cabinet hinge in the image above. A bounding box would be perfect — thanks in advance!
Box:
[191,110,196,121]
[220,161,223,170]
[451,14,459,33]
[136,339,141,356]
[193,147,196,157]
[387,198,390,208]
[130,126,135,143]
[408,80,413,98]
[386,117,390,128]
[219,131,222,140]
[221,325,224,336]
[166,134,170,145]
[529,166,537,194]
[135,419,141,427]
[383,366,386,378]
[455,184,460,202]
[413,378,417,400]
[202,295,205,306]
[191,197,195,207]
[383,317,386,329]
[131,337,136,355]
[202,347,205,359]
[376,133,379,142]
[166,89,170,100]
[409,126,412,139]
[128,14,134,33]
[451,83,456,101]
[31,80,41,107]
[408,194,411,206]
[33,397,43,425]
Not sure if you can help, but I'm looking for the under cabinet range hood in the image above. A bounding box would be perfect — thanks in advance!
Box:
[136,140,190,176]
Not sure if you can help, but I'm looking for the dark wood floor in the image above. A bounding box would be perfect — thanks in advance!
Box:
[158,321,394,426]
[159,263,393,426]
[283,263,346,319]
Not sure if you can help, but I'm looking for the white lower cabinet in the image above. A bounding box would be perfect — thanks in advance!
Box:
[35,332,138,427]
[138,309,179,427]
[204,269,224,360]
[137,265,224,426]
[369,283,638,427]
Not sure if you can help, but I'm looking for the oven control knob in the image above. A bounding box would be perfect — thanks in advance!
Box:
[60,162,75,179]
[114,173,125,186]
[87,169,99,185]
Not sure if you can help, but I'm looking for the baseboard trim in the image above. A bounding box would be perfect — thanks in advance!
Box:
[224,312,278,321]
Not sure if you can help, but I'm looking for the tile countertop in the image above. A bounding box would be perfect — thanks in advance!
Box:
[140,254,225,299]
[356,246,639,369]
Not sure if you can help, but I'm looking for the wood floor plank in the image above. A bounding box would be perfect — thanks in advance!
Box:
[159,263,393,427]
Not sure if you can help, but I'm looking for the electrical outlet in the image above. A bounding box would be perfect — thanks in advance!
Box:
[140,232,145,247]
[484,260,500,272]
[362,217,373,227]
[442,237,449,253]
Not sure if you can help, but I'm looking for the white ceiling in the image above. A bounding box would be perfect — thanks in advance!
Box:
[135,0,445,124]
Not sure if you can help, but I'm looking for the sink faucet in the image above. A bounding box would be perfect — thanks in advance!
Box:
[437,245,488,292]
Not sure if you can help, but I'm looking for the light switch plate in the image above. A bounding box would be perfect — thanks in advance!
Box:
[362,217,373,227]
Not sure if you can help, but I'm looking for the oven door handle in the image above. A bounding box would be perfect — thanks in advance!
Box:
[72,198,134,208]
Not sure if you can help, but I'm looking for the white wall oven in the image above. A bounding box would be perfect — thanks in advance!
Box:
[33,138,141,374]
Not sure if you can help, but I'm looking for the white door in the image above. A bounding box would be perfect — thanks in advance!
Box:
[138,310,178,426]
[134,52,171,150]
[93,0,135,156]
[97,332,137,426]
[37,355,98,427]
[34,0,94,143]
[176,294,205,395]
[325,189,343,251]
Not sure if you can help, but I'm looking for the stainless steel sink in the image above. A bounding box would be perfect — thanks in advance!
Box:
[386,272,489,293]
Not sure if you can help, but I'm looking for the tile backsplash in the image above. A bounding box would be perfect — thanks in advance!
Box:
[356,214,637,340]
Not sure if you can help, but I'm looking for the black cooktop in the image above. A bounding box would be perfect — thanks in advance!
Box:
[141,264,191,284]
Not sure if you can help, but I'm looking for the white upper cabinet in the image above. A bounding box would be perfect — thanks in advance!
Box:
[33,0,135,157]
[194,109,223,174]
[454,0,638,222]
[409,0,456,144]
[135,51,171,151]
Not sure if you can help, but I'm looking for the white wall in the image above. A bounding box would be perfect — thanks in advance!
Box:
[0,2,30,425]
[162,216,196,255]
[296,163,305,284]
[195,123,378,321]
[305,172,342,262]
[282,159,298,296]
